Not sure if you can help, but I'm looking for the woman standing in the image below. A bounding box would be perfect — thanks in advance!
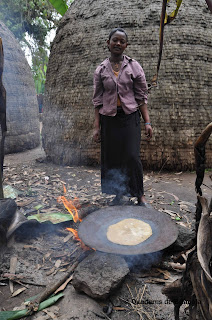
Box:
[93,28,152,206]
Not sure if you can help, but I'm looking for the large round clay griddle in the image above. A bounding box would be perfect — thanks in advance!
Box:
[78,206,178,255]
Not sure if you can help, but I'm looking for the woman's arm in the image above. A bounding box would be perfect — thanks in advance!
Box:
[133,61,148,105]
[132,61,152,140]
[92,66,103,107]
[92,66,103,142]
[93,107,101,142]
[138,102,153,140]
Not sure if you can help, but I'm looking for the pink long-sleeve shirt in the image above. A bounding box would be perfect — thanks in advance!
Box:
[92,55,148,116]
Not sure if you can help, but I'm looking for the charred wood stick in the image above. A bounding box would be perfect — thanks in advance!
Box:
[208,197,212,214]
[13,279,46,287]
[194,122,212,195]
[0,38,7,198]
[27,250,92,312]
[194,122,212,149]
[205,0,212,13]
[2,273,25,279]
[0,166,3,199]
[194,123,212,231]
[189,253,212,320]
[197,196,212,283]
[169,262,186,271]
[0,274,46,287]
[151,0,167,87]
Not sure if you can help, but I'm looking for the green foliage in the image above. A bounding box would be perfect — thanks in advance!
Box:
[48,0,68,16]
[0,0,58,46]
[0,292,64,319]
[28,211,73,223]
[31,47,48,94]
[0,0,56,93]
[0,0,72,93]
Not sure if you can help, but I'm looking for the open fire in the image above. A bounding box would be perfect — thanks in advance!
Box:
[57,185,91,250]
[66,227,80,241]
[57,185,82,223]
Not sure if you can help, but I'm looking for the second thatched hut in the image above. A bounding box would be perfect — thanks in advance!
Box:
[0,21,40,154]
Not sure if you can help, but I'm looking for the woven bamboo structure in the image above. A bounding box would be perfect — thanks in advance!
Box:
[0,21,40,154]
[42,0,212,170]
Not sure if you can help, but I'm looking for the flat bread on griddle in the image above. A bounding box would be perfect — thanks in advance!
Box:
[107,218,152,246]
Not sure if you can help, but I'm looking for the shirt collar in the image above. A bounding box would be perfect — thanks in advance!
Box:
[101,55,132,67]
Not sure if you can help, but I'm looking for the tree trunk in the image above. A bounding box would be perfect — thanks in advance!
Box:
[0,37,6,198]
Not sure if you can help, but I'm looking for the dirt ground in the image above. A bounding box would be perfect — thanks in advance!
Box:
[0,144,211,320]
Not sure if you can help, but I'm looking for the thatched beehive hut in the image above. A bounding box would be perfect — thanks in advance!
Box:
[0,21,40,154]
[42,0,212,170]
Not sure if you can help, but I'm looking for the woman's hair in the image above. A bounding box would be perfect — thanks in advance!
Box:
[108,28,128,42]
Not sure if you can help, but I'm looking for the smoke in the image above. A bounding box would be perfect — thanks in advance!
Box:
[102,168,129,197]
[124,251,163,271]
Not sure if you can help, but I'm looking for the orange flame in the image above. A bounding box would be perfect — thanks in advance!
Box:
[66,228,80,241]
[58,195,82,223]
[59,185,95,251]
[66,228,92,250]
[63,184,67,193]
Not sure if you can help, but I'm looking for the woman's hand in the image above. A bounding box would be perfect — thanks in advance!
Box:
[93,127,101,143]
[138,103,152,140]
[93,108,101,142]
[145,124,153,140]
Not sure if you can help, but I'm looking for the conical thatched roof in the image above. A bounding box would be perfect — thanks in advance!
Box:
[0,21,40,154]
[42,0,212,170]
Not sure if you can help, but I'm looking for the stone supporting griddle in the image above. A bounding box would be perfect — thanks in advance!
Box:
[72,251,129,300]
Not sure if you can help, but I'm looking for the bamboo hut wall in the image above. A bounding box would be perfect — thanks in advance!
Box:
[0,21,40,154]
[42,0,212,170]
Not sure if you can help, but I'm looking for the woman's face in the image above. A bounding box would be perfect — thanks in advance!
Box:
[107,31,128,55]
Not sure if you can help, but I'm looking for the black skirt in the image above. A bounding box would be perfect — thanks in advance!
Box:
[100,109,144,197]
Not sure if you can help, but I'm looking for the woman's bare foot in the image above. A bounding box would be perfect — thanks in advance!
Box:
[137,195,152,208]
[137,195,146,204]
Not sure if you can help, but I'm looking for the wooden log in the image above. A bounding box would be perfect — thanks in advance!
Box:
[189,253,212,320]
[194,122,212,196]
[162,124,212,320]
[197,196,212,283]
[0,37,6,199]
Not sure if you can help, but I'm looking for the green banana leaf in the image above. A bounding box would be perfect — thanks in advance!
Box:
[0,293,64,320]
[48,0,68,16]
[164,0,183,25]
[27,211,73,224]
